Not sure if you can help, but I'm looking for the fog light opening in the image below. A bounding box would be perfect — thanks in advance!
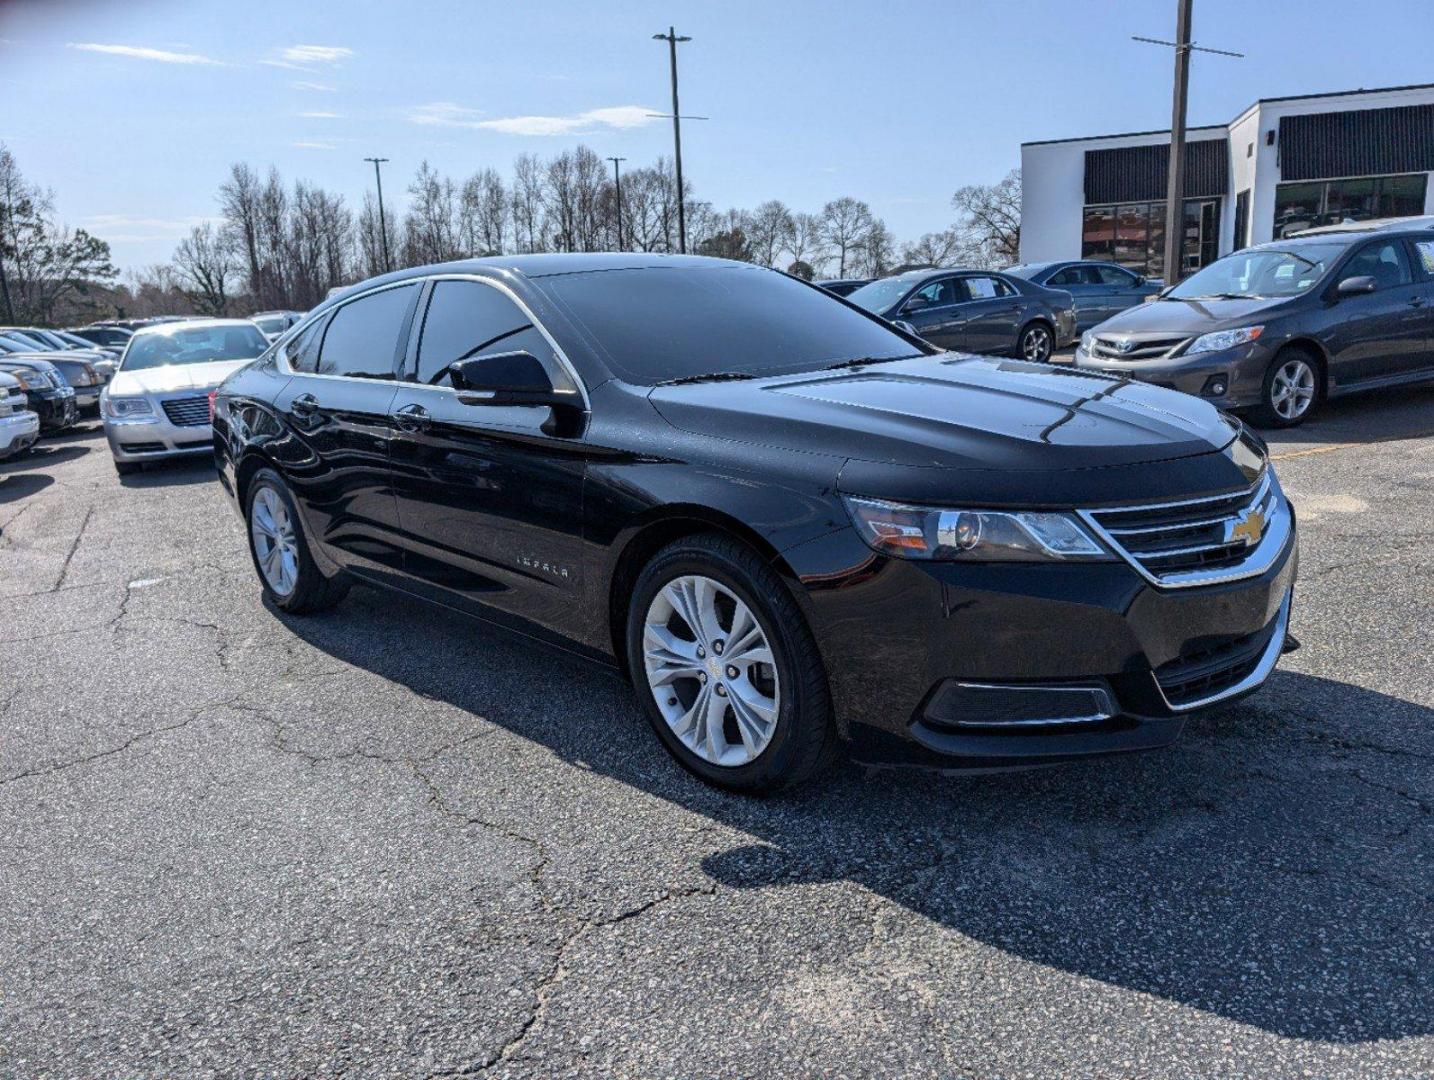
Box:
[1202,375,1229,398]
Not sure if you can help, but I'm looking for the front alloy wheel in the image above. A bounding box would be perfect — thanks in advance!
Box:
[1020,323,1053,362]
[642,574,781,766]
[1269,357,1316,422]
[250,486,300,597]
[244,467,349,614]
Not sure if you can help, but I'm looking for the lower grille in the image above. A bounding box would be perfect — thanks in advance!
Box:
[1155,617,1280,709]
[121,441,166,454]
[161,395,210,427]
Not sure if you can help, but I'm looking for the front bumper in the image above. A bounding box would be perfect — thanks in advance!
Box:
[105,412,215,462]
[28,387,78,432]
[1074,341,1272,409]
[0,410,40,457]
[784,509,1298,769]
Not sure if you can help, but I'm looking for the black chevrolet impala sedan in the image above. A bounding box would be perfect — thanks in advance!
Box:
[214,254,1297,792]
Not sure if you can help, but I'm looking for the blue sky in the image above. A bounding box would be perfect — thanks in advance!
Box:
[3,0,1432,271]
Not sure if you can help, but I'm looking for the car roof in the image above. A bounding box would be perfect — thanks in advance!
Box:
[130,318,264,338]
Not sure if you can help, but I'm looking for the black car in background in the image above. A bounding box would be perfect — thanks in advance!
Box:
[215,254,1294,793]
[1074,228,1434,427]
[69,325,134,351]
[1005,260,1162,333]
[0,337,104,413]
[0,355,78,431]
[815,278,873,297]
[845,268,1076,362]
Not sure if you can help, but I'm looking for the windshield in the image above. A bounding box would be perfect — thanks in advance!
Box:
[252,316,285,335]
[536,266,924,385]
[2,330,51,351]
[1001,264,1046,281]
[845,276,921,314]
[1167,244,1345,300]
[121,324,269,371]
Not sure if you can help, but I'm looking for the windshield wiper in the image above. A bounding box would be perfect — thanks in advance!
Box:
[1168,293,1250,301]
[821,354,920,372]
[653,370,761,387]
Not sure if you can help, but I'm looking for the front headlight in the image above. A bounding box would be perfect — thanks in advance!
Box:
[843,496,1112,562]
[104,396,154,419]
[1,369,38,390]
[1079,330,1095,353]
[1186,325,1263,356]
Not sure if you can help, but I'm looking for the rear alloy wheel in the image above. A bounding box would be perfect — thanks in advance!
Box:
[1020,322,1053,363]
[627,533,837,793]
[244,468,350,614]
[1255,352,1318,428]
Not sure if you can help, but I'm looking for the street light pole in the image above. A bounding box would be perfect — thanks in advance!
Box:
[653,27,692,254]
[1133,1,1241,284]
[363,156,392,273]
[607,156,627,250]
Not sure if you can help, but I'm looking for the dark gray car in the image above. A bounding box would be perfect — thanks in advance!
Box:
[846,268,1077,362]
[1074,228,1434,427]
[1005,260,1162,333]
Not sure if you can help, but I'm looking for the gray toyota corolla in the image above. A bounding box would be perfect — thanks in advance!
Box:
[1074,227,1434,427]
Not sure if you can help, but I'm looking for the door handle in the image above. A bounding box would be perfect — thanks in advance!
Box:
[394,402,430,432]
[1409,297,1426,307]
[290,392,319,416]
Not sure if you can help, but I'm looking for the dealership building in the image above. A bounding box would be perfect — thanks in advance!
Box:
[1019,83,1434,279]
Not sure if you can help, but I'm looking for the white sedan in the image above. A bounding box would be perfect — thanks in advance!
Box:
[101,319,270,475]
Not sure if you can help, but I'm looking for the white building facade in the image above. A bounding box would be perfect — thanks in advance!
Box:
[1020,84,1434,279]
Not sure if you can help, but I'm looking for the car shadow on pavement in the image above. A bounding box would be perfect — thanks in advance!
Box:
[2,443,90,472]
[281,585,1432,1046]
[1260,382,1434,451]
[0,472,55,504]
[117,458,218,488]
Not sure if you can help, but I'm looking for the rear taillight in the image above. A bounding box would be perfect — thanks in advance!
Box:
[207,389,218,422]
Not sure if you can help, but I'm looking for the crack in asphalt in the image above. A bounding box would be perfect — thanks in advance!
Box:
[51,505,95,592]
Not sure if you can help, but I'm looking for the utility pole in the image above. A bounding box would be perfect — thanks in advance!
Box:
[607,156,627,250]
[653,27,692,254]
[1134,1,1241,284]
[363,157,392,273]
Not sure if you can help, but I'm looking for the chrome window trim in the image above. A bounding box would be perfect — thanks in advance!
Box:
[274,273,590,412]
[1155,587,1293,712]
[1078,469,1293,589]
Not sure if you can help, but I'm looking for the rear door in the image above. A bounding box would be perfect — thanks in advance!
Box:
[1047,265,1105,331]
[273,282,419,575]
[955,274,1023,354]
[1406,238,1434,375]
[1323,238,1425,385]
[386,276,588,640]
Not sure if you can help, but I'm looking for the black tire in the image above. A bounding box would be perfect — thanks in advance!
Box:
[244,467,350,614]
[626,532,838,793]
[1018,320,1054,363]
[1250,347,1320,429]
[114,459,141,476]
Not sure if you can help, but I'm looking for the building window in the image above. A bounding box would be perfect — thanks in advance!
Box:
[1081,198,1220,279]
[1272,173,1429,239]
[1233,190,1251,252]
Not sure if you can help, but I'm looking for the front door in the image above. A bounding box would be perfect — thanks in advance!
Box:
[1324,238,1427,385]
[273,282,420,575]
[897,276,965,350]
[387,277,589,641]
[1047,264,1105,332]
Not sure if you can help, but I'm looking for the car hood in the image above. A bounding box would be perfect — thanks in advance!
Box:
[1096,294,1295,335]
[110,359,252,396]
[649,354,1236,476]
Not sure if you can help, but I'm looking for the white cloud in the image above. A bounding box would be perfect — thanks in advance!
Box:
[263,44,354,71]
[409,102,656,137]
[292,140,338,150]
[67,42,223,66]
[79,213,215,241]
[296,110,342,119]
[292,80,336,92]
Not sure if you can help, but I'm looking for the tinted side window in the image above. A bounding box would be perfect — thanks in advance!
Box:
[1340,241,1412,290]
[1047,267,1079,286]
[317,285,417,379]
[415,280,567,388]
[1095,265,1138,286]
[283,316,328,373]
[961,275,1013,300]
[907,278,958,308]
[1412,240,1434,277]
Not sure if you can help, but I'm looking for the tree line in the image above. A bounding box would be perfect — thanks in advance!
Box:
[0,140,1021,323]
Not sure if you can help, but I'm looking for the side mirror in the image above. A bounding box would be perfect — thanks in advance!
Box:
[901,296,931,315]
[448,350,585,433]
[1335,274,1377,298]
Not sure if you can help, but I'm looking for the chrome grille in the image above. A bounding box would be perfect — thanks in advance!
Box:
[161,395,210,427]
[1090,336,1187,361]
[1081,472,1287,588]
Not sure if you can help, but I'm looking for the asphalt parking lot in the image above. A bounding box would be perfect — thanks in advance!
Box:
[2,392,1431,1079]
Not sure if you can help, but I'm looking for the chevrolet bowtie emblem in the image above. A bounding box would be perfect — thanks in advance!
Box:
[1226,507,1266,547]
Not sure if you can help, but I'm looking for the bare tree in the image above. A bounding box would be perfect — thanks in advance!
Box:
[510,153,545,254]
[403,161,461,265]
[786,211,827,277]
[460,167,507,256]
[747,200,793,268]
[851,220,897,278]
[951,169,1021,267]
[821,197,874,277]
[172,222,235,315]
[900,228,970,269]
